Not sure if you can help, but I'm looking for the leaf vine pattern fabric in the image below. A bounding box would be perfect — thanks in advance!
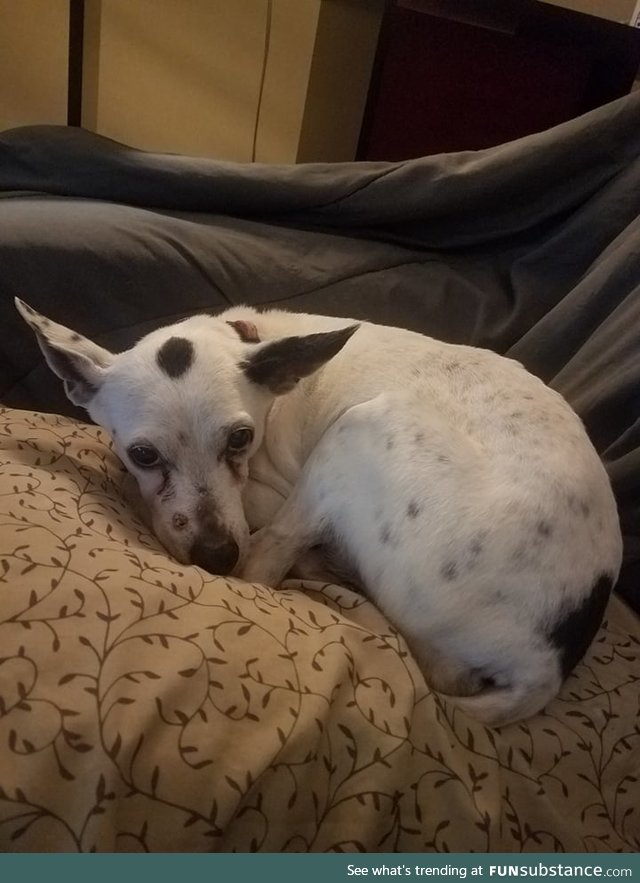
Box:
[0,408,638,852]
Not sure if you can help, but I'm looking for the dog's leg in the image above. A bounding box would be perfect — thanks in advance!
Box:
[242,495,317,587]
[241,419,350,587]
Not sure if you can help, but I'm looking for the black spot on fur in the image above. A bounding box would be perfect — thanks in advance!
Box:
[380,523,392,544]
[537,520,553,538]
[441,561,458,582]
[469,537,483,558]
[156,337,194,378]
[386,436,395,451]
[547,574,613,678]
[566,493,592,519]
[414,432,425,445]
[407,500,421,519]
[70,332,81,342]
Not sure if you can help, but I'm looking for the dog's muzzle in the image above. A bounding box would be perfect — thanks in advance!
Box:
[190,536,239,575]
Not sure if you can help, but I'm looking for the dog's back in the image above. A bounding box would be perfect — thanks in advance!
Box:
[238,309,622,726]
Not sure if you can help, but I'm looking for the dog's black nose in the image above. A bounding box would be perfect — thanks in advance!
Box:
[190,537,239,575]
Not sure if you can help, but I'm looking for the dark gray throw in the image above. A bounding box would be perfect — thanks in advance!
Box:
[2,94,639,611]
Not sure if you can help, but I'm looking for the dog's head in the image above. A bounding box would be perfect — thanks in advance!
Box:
[16,299,357,575]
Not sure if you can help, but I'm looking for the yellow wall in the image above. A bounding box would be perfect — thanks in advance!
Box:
[0,0,69,131]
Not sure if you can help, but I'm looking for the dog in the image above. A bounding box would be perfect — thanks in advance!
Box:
[16,298,623,727]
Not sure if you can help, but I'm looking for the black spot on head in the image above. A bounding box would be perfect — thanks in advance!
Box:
[469,537,483,558]
[547,574,613,678]
[581,502,591,518]
[441,560,458,582]
[407,500,421,519]
[156,336,194,379]
[537,520,553,538]
[70,332,81,342]
[380,523,392,544]
[436,454,449,464]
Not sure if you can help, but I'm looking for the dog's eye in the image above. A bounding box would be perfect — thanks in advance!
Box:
[227,427,253,453]
[128,444,161,468]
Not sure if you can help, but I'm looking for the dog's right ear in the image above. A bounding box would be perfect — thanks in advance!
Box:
[242,324,359,395]
[15,298,115,406]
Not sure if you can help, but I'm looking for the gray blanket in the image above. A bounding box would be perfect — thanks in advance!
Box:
[1,94,640,610]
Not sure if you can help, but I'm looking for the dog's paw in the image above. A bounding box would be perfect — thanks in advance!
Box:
[240,532,285,587]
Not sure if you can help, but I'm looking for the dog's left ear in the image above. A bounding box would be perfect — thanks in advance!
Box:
[226,319,260,343]
[15,298,115,406]
[242,324,359,394]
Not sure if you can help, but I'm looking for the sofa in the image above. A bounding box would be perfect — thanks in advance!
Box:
[0,95,638,852]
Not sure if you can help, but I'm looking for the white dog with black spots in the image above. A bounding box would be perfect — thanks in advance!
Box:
[16,298,622,727]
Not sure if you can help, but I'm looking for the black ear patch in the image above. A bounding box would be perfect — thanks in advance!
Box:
[242,324,359,395]
[156,336,195,378]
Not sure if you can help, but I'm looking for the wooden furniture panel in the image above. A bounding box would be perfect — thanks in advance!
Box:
[0,0,69,131]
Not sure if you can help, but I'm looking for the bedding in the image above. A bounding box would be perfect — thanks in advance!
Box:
[0,93,639,851]
[0,408,638,852]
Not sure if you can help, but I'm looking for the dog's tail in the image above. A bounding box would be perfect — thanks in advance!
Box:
[442,658,563,728]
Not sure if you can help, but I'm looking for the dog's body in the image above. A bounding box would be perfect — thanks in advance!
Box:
[17,299,623,726]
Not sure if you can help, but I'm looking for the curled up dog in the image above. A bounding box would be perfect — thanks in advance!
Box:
[16,298,623,727]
